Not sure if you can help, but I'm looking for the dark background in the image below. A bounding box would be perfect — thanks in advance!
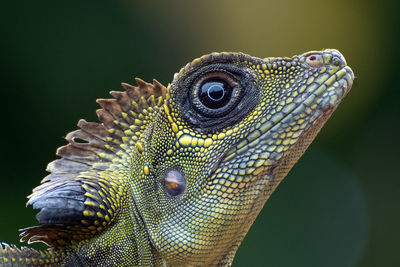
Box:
[0,1,399,266]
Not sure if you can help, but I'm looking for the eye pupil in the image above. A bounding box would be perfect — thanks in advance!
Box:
[199,79,232,109]
[207,83,225,101]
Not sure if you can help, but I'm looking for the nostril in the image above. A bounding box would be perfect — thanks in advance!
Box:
[305,54,323,67]
[309,55,317,61]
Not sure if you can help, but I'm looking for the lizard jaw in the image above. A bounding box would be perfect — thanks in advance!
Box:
[220,58,354,174]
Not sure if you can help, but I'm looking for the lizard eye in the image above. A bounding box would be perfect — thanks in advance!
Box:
[176,64,259,131]
[162,169,186,197]
[191,72,242,118]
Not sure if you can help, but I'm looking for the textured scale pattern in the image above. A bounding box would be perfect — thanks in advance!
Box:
[0,50,353,266]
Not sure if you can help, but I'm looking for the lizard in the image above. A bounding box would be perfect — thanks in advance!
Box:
[0,49,354,266]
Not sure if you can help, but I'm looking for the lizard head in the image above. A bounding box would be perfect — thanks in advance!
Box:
[130,50,354,264]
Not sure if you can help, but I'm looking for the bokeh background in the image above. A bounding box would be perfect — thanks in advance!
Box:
[0,1,399,266]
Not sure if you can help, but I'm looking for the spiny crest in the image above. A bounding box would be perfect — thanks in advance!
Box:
[20,78,167,247]
[39,78,167,184]
[0,243,56,265]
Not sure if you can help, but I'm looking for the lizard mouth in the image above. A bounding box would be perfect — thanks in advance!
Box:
[312,66,354,112]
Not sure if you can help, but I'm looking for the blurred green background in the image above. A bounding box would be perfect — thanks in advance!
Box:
[0,1,399,266]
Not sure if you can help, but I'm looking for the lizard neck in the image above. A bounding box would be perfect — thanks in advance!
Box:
[61,195,161,266]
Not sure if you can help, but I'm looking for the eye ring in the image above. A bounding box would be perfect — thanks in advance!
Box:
[191,71,242,118]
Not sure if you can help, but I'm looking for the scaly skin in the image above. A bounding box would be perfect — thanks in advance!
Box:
[0,49,354,266]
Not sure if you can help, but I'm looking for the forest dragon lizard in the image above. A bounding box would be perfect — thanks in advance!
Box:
[0,49,354,266]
